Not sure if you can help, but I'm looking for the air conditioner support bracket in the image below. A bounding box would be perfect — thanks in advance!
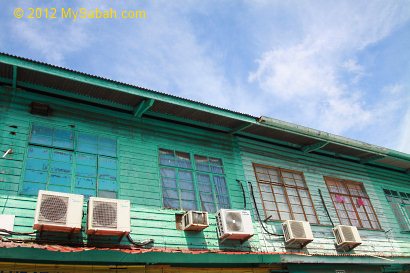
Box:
[219,234,253,245]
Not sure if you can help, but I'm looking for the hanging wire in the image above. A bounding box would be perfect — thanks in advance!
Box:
[236,179,246,210]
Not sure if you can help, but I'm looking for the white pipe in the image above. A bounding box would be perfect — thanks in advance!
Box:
[2,149,12,158]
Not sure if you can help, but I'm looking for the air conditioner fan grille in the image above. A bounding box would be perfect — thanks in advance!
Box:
[39,195,68,224]
[92,201,117,228]
[225,212,244,232]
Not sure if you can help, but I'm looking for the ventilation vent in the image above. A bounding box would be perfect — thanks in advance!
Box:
[216,209,253,242]
[282,220,313,248]
[332,225,362,251]
[87,197,130,236]
[30,102,52,116]
[33,190,83,233]
[181,211,209,231]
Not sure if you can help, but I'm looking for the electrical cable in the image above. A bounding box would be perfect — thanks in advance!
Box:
[318,189,335,227]
[236,179,246,210]
[247,181,284,237]
[126,234,154,247]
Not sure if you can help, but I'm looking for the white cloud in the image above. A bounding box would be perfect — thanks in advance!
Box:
[248,0,410,135]
[398,109,410,153]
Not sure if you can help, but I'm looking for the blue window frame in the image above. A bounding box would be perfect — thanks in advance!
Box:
[22,124,118,198]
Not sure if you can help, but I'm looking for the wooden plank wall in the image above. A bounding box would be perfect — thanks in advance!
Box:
[238,136,410,256]
[0,86,255,251]
[1,86,409,258]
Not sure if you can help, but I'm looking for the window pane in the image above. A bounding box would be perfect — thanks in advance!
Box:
[182,200,196,211]
[26,158,49,171]
[77,133,98,154]
[76,177,96,189]
[163,198,179,209]
[195,155,210,172]
[28,146,50,159]
[99,137,116,156]
[21,182,46,196]
[50,161,71,174]
[160,168,176,178]
[163,189,178,199]
[49,174,71,186]
[159,149,175,166]
[176,152,191,168]
[162,178,177,188]
[179,171,193,181]
[30,125,53,146]
[52,150,73,162]
[24,170,48,183]
[98,157,117,169]
[53,128,73,149]
[99,179,118,191]
[76,153,97,166]
[202,202,216,212]
[99,190,117,199]
[181,190,196,201]
[98,167,117,180]
[214,176,228,195]
[76,165,97,177]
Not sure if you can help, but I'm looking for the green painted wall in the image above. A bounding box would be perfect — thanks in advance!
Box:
[238,136,410,256]
[1,85,409,264]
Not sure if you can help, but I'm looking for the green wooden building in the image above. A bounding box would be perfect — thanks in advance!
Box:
[0,53,409,273]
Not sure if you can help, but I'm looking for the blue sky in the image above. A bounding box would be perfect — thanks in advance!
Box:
[1,1,410,152]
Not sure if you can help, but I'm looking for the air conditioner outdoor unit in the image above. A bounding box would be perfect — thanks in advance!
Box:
[87,197,131,236]
[33,190,83,233]
[216,209,254,242]
[182,211,209,231]
[333,225,362,251]
[282,220,314,248]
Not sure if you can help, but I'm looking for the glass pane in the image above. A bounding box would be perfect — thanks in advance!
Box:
[294,213,305,221]
[211,166,224,174]
[24,170,48,183]
[180,181,194,190]
[179,171,193,181]
[49,174,71,186]
[277,202,290,212]
[77,133,98,153]
[163,198,179,209]
[99,179,117,191]
[182,200,196,210]
[76,165,97,177]
[53,129,73,149]
[200,193,214,203]
[159,149,175,166]
[160,168,176,178]
[259,184,271,193]
[262,192,275,202]
[28,146,50,159]
[255,166,268,174]
[21,182,46,196]
[264,201,276,211]
[307,214,318,224]
[195,155,210,172]
[30,125,53,146]
[214,176,228,195]
[26,158,49,171]
[202,202,216,212]
[74,188,96,199]
[257,173,270,182]
[98,190,117,199]
[210,158,222,166]
[218,196,230,209]
[76,177,96,189]
[283,177,296,186]
[98,157,117,169]
[279,212,290,220]
[76,153,97,166]
[266,210,279,220]
[163,189,178,199]
[98,167,117,180]
[176,152,191,168]
[181,190,196,201]
[197,173,211,184]
[52,150,73,162]
[162,178,177,188]
[50,161,71,174]
[198,182,212,192]
[99,137,117,156]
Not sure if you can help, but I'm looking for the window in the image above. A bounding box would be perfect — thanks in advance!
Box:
[21,124,118,199]
[253,164,319,223]
[384,189,410,232]
[325,177,380,229]
[159,149,230,212]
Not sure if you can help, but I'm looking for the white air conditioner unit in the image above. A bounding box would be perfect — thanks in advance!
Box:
[33,190,83,233]
[333,225,362,251]
[87,197,131,236]
[216,209,254,241]
[182,211,209,231]
[282,220,314,248]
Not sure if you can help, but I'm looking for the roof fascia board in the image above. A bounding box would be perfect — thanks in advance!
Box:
[0,55,256,124]
[360,155,386,164]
